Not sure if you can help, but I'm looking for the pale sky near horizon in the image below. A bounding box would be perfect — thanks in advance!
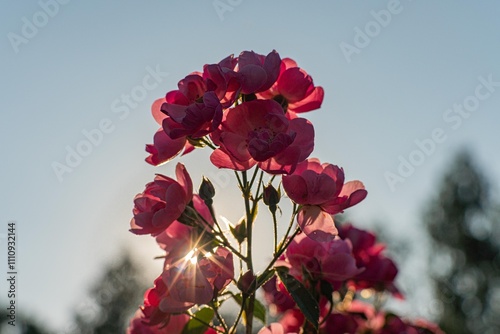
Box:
[1,1,500,332]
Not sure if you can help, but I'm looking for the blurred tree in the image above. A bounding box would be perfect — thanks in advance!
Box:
[424,151,500,334]
[0,309,51,333]
[69,251,147,334]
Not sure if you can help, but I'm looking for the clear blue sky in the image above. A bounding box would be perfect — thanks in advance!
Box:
[1,1,500,331]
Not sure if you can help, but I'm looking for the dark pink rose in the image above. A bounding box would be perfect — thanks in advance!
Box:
[130,163,193,235]
[282,233,363,285]
[210,100,314,174]
[282,158,367,241]
[258,58,324,113]
[238,50,281,94]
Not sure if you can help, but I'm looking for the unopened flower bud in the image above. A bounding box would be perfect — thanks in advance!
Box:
[237,270,257,294]
[199,177,215,205]
[263,184,280,213]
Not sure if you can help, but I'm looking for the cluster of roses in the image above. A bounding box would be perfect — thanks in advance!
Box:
[126,50,443,334]
[261,224,443,334]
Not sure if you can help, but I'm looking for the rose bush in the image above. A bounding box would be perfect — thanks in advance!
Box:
[126,50,443,334]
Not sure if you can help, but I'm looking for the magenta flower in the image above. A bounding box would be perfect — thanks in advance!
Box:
[339,224,401,296]
[161,86,223,139]
[262,276,296,314]
[147,72,223,166]
[321,313,361,334]
[130,163,193,236]
[155,195,214,262]
[146,98,194,166]
[258,323,297,334]
[210,100,314,174]
[198,246,234,292]
[162,246,234,306]
[280,233,363,285]
[126,309,189,334]
[237,50,281,94]
[258,58,324,113]
[282,158,367,241]
[163,262,214,306]
[203,54,240,107]
[129,276,192,329]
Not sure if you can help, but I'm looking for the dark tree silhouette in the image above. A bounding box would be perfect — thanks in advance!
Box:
[0,309,51,334]
[69,251,147,334]
[424,151,500,334]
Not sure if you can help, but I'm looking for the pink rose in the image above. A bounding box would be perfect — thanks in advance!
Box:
[339,224,401,296]
[258,58,324,114]
[130,163,193,235]
[210,100,314,174]
[282,158,367,241]
[126,309,189,334]
[238,50,281,94]
[162,246,234,307]
[281,233,363,285]
[145,98,194,166]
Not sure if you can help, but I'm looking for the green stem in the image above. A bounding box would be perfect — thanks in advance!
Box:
[242,171,253,272]
[193,210,247,261]
[257,227,301,289]
[248,166,259,190]
[271,210,278,255]
[211,302,229,333]
[254,203,300,289]
[241,169,258,334]
[230,296,246,334]
[246,293,256,334]
[235,171,244,192]
[200,137,217,150]
[280,203,298,251]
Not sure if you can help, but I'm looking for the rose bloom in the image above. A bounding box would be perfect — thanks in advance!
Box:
[339,224,401,296]
[282,158,367,241]
[257,57,324,114]
[127,309,189,334]
[262,276,296,314]
[127,276,192,332]
[210,99,314,174]
[203,54,240,107]
[162,246,234,307]
[146,98,195,166]
[130,163,192,235]
[278,232,363,286]
[237,50,281,94]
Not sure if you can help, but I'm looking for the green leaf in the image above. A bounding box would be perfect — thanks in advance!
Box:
[232,293,267,325]
[276,268,319,329]
[230,218,246,244]
[182,307,215,334]
[320,280,334,304]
